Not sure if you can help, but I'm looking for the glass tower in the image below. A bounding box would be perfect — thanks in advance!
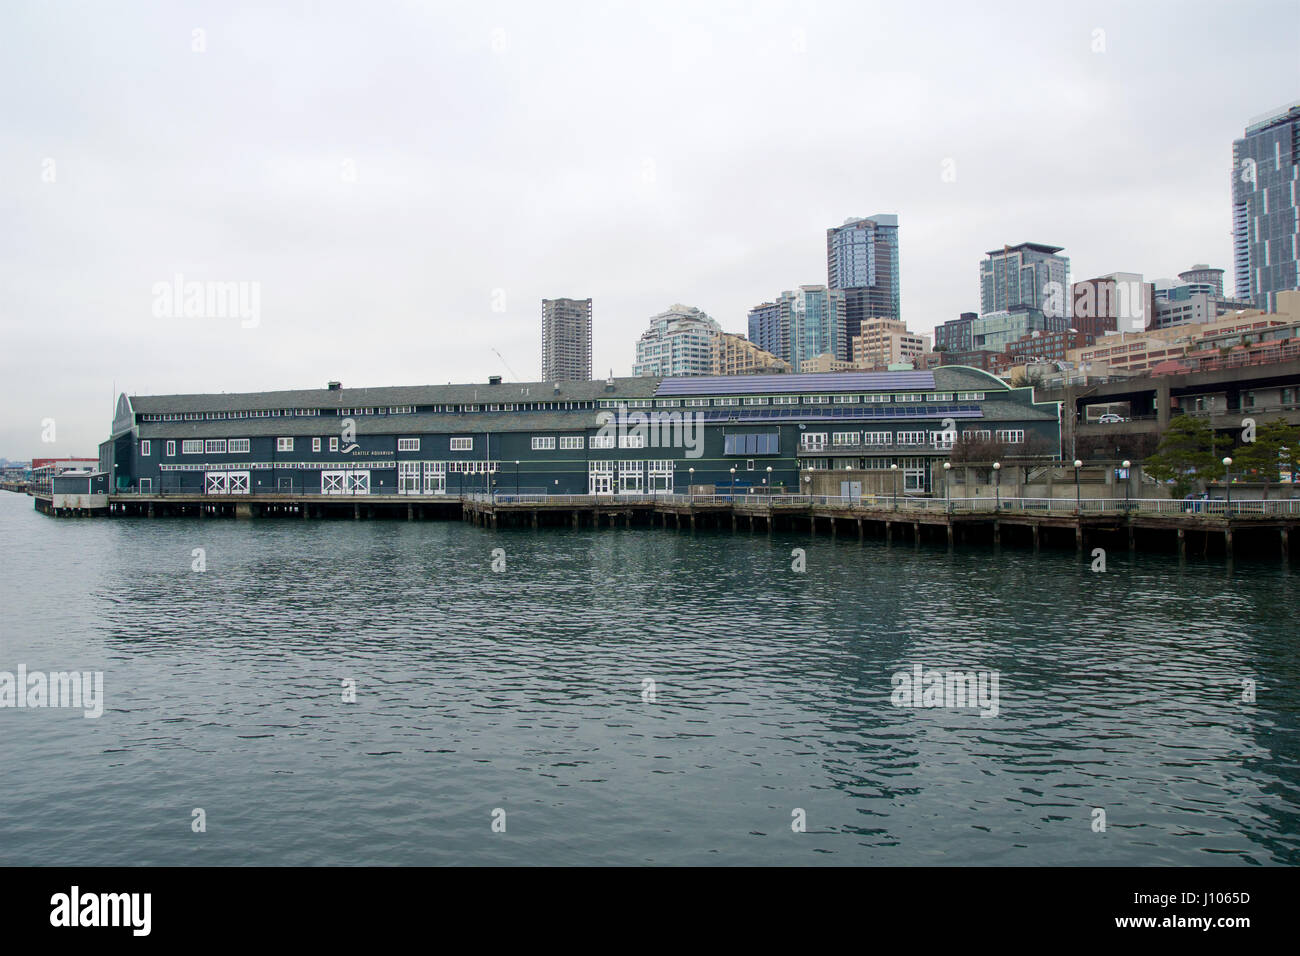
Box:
[1232,102,1300,312]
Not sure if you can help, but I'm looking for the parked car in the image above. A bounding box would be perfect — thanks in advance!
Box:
[1096,413,1126,423]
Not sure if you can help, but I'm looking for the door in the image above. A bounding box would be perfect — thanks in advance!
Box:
[321,471,346,495]
[588,461,613,495]
[398,461,421,495]
[423,461,445,495]
[346,471,370,495]
[618,461,643,494]
[840,480,862,501]
[205,472,227,495]
[227,472,250,494]
[278,476,293,492]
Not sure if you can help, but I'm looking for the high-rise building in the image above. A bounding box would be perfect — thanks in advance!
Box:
[826,214,900,344]
[541,298,592,382]
[1176,265,1225,298]
[747,301,788,366]
[980,243,1070,317]
[1232,102,1300,312]
[934,312,977,352]
[778,285,847,369]
[632,304,722,377]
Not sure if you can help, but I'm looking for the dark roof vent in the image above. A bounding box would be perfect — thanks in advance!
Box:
[488,375,502,385]
[327,381,341,390]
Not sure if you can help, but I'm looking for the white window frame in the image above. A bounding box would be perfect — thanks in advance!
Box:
[450,437,473,451]
[618,434,646,449]
[182,440,203,455]
[277,437,294,452]
[398,438,420,452]
[313,437,322,452]
[330,437,339,452]
[531,437,556,450]
[996,429,1025,444]
[204,439,226,455]
[590,434,615,449]
[140,440,151,456]
[227,439,250,454]
[165,440,175,457]
[559,436,584,450]
[801,432,827,451]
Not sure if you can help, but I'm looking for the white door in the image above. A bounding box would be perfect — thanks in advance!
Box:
[588,462,613,495]
[398,461,421,495]
[321,471,346,495]
[618,461,643,494]
[346,471,370,495]
[227,471,250,495]
[205,472,227,494]
[423,461,445,495]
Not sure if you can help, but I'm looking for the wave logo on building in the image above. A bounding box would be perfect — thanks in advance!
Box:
[890,664,999,718]
[339,418,359,454]
[594,409,704,459]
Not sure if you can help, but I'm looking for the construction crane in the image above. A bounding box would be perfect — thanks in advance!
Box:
[491,348,521,383]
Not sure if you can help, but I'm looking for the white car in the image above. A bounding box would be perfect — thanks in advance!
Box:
[1096,413,1126,423]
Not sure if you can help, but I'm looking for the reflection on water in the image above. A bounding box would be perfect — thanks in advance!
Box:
[1,492,1296,865]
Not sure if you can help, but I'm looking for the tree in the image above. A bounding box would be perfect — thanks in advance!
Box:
[1144,415,1223,498]
[1233,418,1299,500]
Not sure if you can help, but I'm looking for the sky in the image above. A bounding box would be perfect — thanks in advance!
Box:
[1,0,1298,460]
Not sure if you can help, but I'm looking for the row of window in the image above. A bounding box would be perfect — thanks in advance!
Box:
[137,391,992,424]
[798,428,1025,450]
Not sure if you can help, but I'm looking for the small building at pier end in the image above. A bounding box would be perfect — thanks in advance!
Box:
[98,368,1060,498]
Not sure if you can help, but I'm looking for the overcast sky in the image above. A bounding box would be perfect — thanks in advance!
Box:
[2,0,1297,459]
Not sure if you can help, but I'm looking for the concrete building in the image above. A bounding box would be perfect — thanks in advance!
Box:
[1232,102,1300,312]
[713,332,792,375]
[541,298,593,383]
[851,317,928,369]
[101,368,1059,499]
[980,243,1070,317]
[827,214,901,344]
[799,353,859,373]
[632,305,722,377]
[935,312,977,353]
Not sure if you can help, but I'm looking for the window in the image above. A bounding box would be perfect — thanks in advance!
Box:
[205,440,227,454]
[619,434,646,449]
[962,429,992,442]
[896,431,926,446]
[590,434,615,449]
[560,436,584,449]
[714,398,739,406]
[773,396,799,405]
[801,432,827,451]
[895,394,923,403]
[228,439,250,454]
[956,392,985,401]
[398,438,420,452]
[277,437,294,452]
[929,431,955,449]
[531,437,556,450]
[832,431,860,446]
[140,440,151,456]
[165,441,175,457]
[804,395,829,404]
[832,395,860,404]
[330,437,339,452]
[743,397,769,405]
[865,432,891,445]
[450,437,473,451]
[995,429,1025,444]
[182,440,203,455]
[313,438,322,452]
[724,432,779,455]
[685,398,709,407]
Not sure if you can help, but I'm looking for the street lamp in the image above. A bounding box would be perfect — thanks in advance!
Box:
[1073,459,1083,512]
[1222,456,1233,511]
[890,462,898,511]
[514,460,520,496]
[943,461,951,513]
[688,467,695,503]
[766,465,772,494]
[730,466,736,499]
[1121,459,1131,513]
[993,461,1001,510]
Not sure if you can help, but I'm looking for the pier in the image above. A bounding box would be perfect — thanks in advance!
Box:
[26,488,1298,560]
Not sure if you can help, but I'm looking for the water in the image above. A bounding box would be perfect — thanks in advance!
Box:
[1,490,1297,866]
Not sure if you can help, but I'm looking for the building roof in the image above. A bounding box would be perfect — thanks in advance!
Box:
[655,370,936,396]
[130,376,662,414]
[985,242,1065,256]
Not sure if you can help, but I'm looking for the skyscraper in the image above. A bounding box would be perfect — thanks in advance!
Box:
[779,285,846,369]
[747,301,787,365]
[979,243,1070,317]
[826,214,900,344]
[541,298,592,382]
[1232,102,1300,312]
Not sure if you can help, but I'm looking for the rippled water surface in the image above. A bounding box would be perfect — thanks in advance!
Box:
[1,491,1297,865]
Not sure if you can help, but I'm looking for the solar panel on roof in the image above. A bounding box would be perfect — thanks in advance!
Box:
[654,371,936,396]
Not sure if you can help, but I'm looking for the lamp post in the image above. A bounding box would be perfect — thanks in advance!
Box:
[1121,459,1131,513]
[730,466,736,499]
[943,461,951,513]
[890,462,898,511]
[514,460,519,496]
[1073,458,1083,513]
[766,465,772,495]
[688,467,695,503]
[993,461,1001,510]
[1222,456,1233,512]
